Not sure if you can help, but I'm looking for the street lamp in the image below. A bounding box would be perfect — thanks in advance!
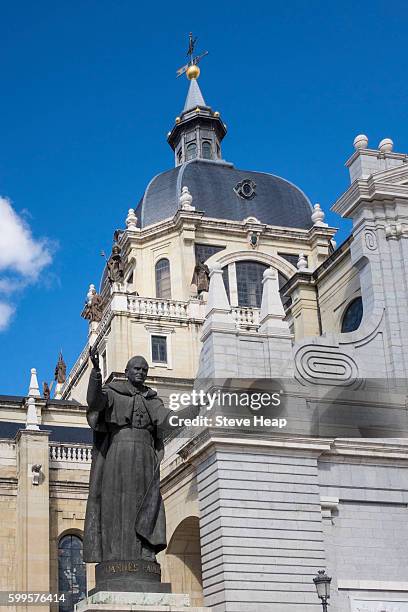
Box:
[313,569,332,611]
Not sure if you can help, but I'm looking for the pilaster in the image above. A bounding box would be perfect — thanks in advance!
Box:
[284,273,320,340]
[15,429,51,610]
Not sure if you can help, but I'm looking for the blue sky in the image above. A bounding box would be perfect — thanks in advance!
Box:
[0,0,407,395]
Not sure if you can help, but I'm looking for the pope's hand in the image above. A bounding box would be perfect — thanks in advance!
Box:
[89,346,100,370]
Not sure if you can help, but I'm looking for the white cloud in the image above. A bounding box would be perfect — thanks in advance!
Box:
[0,197,52,278]
[0,196,53,331]
[0,302,15,331]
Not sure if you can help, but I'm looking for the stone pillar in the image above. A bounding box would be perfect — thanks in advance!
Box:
[197,264,238,379]
[259,268,294,377]
[286,274,320,340]
[188,433,329,612]
[259,268,287,333]
[15,429,51,611]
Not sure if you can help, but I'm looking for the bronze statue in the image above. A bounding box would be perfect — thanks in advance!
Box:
[82,289,104,323]
[192,259,210,295]
[106,244,124,284]
[83,347,199,590]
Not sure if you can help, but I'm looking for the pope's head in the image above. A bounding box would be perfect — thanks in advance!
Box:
[125,356,149,387]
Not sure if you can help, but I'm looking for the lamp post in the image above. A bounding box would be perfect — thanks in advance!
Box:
[313,569,332,611]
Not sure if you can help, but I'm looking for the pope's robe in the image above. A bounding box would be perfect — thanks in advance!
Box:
[83,369,173,563]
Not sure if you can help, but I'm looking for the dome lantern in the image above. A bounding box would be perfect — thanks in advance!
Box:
[168,33,227,166]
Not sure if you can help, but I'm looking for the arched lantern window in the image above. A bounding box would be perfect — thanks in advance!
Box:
[202,141,212,159]
[58,534,86,612]
[186,142,197,161]
[155,258,172,299]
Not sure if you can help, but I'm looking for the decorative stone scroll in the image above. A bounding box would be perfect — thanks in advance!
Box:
[364,229,378,250]
[295,344,359,386]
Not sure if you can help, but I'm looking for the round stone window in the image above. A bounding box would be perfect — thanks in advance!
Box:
[234,179,256,200]
[341,297,363,333]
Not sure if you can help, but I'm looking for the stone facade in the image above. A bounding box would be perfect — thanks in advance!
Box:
[1,77,408,612]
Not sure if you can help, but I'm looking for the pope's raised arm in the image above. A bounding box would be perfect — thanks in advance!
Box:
[86,347,109,426]
[87,367,109,413]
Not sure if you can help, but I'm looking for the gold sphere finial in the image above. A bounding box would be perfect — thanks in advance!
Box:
[186,64,200,80]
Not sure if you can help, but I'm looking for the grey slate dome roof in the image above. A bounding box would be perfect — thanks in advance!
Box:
[135,159,313,229]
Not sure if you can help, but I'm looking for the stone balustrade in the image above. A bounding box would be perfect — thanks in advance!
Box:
[128,296,189,319]
[231,306,260,328]
[50,443,92,464]
[128,295,259,328]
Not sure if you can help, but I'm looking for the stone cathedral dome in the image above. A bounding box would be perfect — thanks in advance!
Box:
[135,65,313,230]
[136,160,313,229]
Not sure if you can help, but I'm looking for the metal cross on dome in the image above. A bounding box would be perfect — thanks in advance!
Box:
[176,32,208,78]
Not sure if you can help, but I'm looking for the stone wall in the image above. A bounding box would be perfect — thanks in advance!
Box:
[192,440,328,612]
[319,445,408,611]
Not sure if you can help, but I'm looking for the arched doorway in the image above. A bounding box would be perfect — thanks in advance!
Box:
[165,516,203,606]
[58,533,87,612]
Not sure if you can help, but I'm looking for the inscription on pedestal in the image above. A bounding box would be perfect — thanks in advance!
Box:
[102,561,161,576]
[91,558,171,595]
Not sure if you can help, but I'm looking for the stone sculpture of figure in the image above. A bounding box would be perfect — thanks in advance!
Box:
[106,244,124,284]
[54,353,66,384]
[82,287,104,323]
[192,259,210,295]
[43,382,50,400]
[83,348,199,567]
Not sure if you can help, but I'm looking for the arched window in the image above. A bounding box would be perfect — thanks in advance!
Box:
[341,297,363,333]
[58,534,86,612]
[186,142,197,161]
[177,148,183,164]
[202,141,212,159]
[155,258,171,299]
[236,261,268,308]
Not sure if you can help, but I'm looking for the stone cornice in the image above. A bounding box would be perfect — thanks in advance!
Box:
[177,429,333,466]
[15,429,51,442]
[345,148,408,168]
[280,271,315,298]
[122,212,321,247]
[167,429,408,472]
[324,438,408,460]
[332,175,408,218]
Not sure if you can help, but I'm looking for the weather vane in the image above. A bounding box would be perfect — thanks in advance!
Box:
[176,32,208,79]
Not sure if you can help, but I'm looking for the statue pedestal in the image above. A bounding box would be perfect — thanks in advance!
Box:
[77,560,212,611]
[75,591,211,612]
[89,560,170,594]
